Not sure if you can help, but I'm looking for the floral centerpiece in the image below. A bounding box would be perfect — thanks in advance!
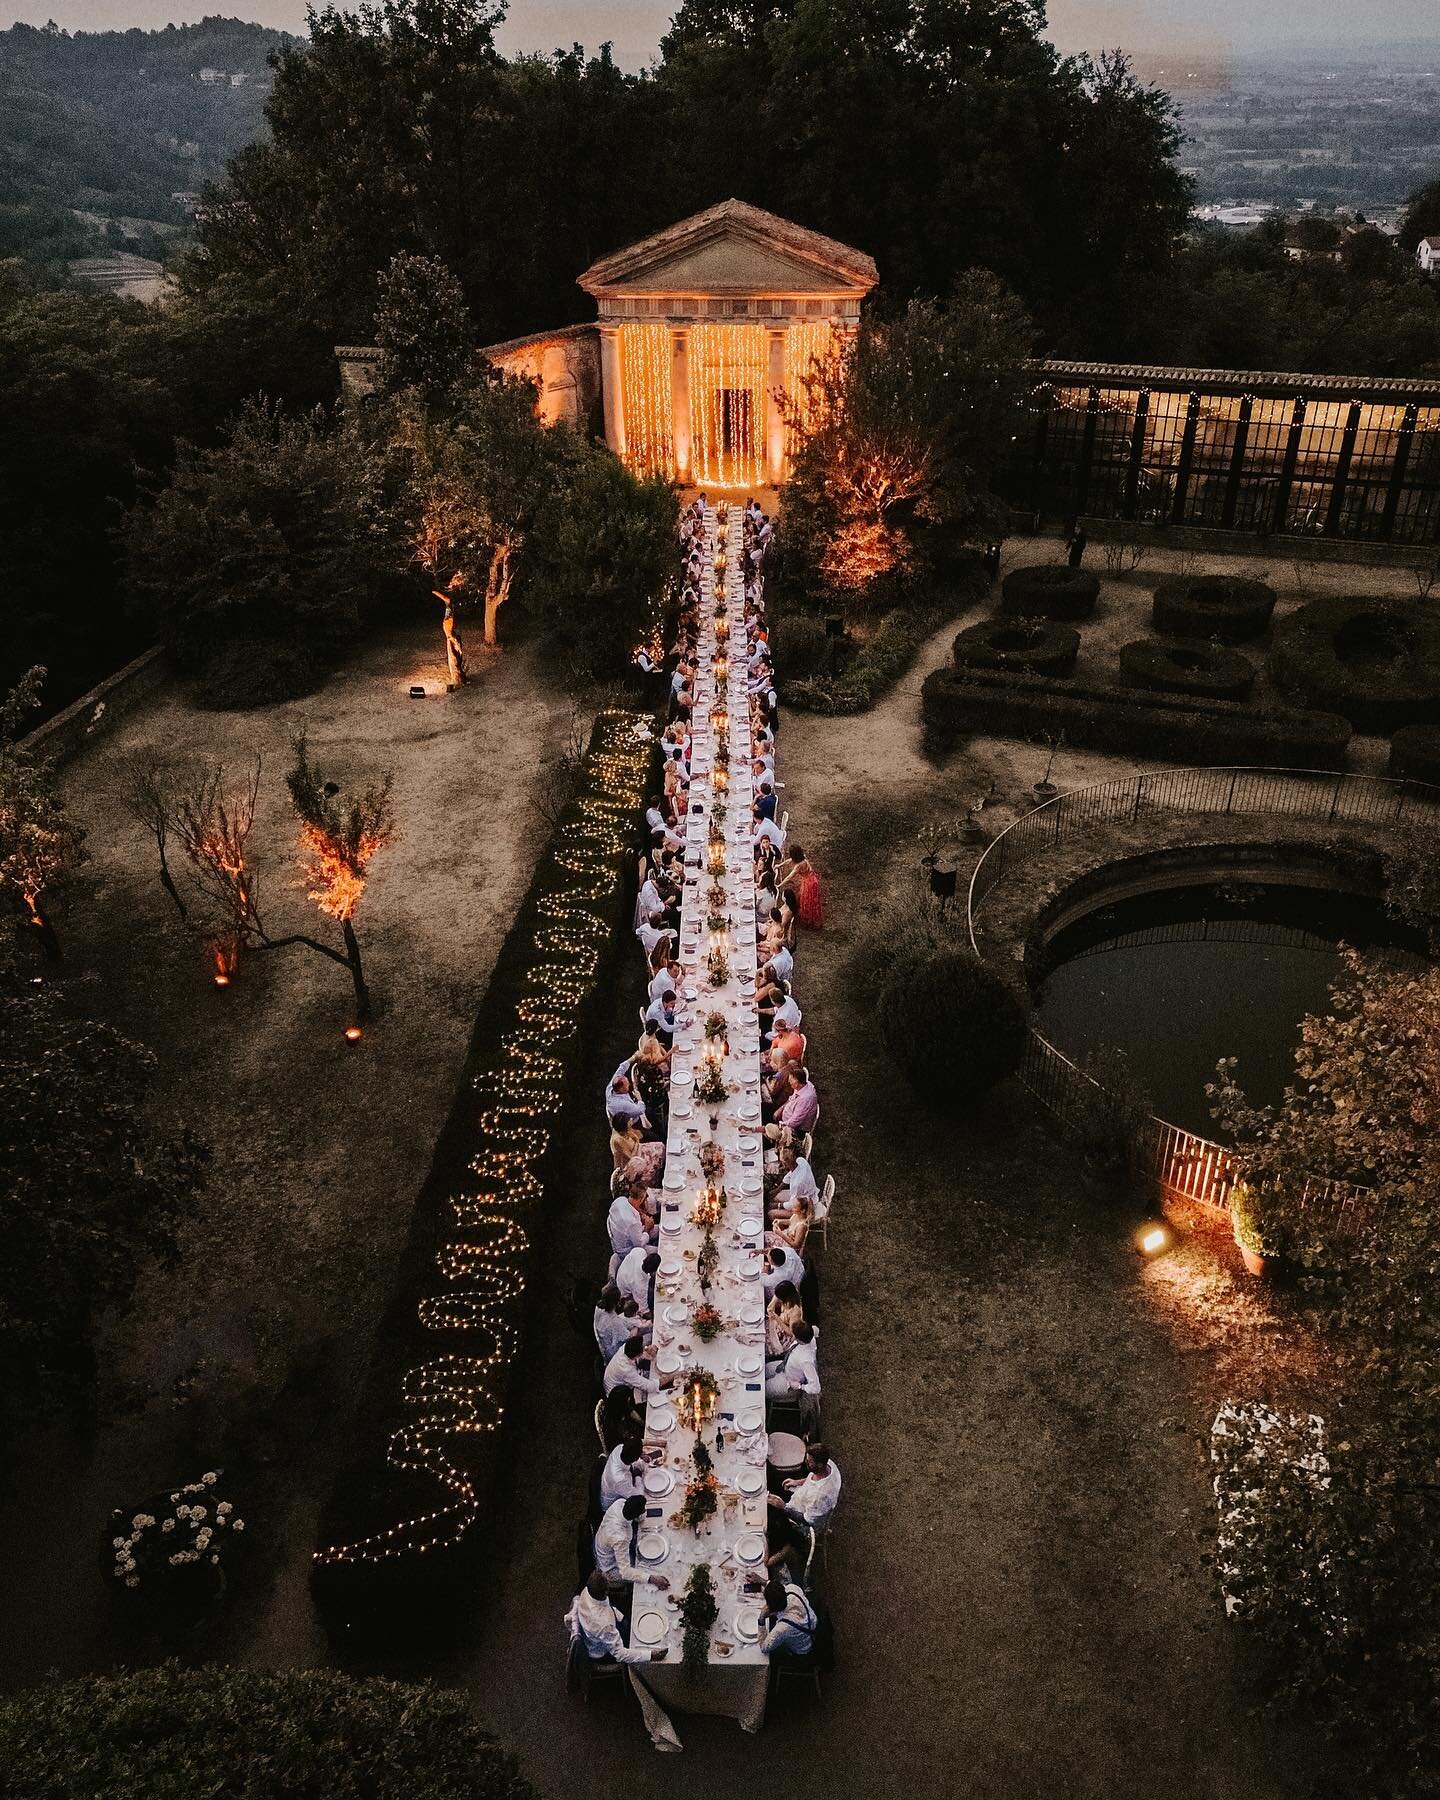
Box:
[705,908,728,934]
[673,1435,720,1534]
[696,1227,719,1293]
[698,1138,725,1178]
[692,1300,723,1343]
[706,881,727,911]
[714,730,730,766]
[690,1184,727,1228]
[676,1365,720,1433]
[707,839,727,876]
[694,1054,729,1104]
[681,1562,719,1676]
[704,946,731,990]
[107,1471,244,1613]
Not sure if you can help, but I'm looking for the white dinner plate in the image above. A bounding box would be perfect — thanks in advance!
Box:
[733,1608,762,1643]
[650,1407,677,1434]
[671,1102,693,1120]
[740,1176,762,1196]
[663,1172,683,1190]
[659,1258,681,1277]
[644,1468,675,1497]
[739,1217,763,1239]
[637,1531,668,1563]
[663,1304,688,1326]
[633,1610,668,1644]
[736,1468,764,1496]
[735,1351,763,1377]
[735,1531,767,1566]
[735,1407,763,1434]
[738,1102,761,1121]
[738,1257,763,1281]
[655,1350,681,1376]
[671,1069,692,1088]
[738,1301,764,1326]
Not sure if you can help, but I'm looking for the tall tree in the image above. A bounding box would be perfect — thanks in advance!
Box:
[373,251,474,398]
[0,668,84,961]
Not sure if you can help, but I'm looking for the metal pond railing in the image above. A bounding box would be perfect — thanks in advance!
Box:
[967,766,1440,1229]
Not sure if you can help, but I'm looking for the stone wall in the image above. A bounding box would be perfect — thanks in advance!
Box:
[18,646,169,767]
[335,323,601,434]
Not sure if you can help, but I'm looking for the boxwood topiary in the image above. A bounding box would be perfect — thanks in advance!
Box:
[1388,725,1440,787]
[1152,574,1276,644]
[920,664,1351,769]
[1268,594,1440,732]
[953,616,1080,677]
[999,564,1100,621]
[876,949,1028,1106]
[1117,636,1255,701]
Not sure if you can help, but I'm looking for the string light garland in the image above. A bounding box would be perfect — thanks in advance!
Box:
[690,323,767,489]
[313,712,655,1570]
[620,321,676,479]
[784,318,840,469]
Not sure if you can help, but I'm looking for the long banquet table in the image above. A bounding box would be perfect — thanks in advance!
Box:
[628,501,772,1737]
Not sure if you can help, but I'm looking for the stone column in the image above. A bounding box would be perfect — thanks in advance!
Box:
[672,327,692,484]
[599,323,627,459]
[765,324,787,487]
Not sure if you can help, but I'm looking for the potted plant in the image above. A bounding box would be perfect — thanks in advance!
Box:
[1230,1181,1283,1277]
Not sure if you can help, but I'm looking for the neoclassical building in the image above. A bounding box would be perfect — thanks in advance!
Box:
[338,199,877,489]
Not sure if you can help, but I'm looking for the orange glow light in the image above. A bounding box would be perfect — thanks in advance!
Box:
[345,1025,363,1042]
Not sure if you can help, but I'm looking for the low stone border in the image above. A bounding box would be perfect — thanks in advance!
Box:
[19,647,167,767]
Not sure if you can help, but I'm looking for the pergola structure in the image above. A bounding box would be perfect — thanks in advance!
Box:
[578,199,878,489]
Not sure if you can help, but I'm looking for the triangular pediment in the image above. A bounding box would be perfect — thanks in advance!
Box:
[578,199,877,298]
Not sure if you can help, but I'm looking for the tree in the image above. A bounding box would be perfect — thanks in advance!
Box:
[1207,955,1440,1785]
[373,249,474,398]
[124,398,403,706]
[527,439,676,680]
[0,1663,538,1799]
[0,983,206,1437]
[875,947,1027,1107]
[782,273,1033,600]
[400,372,559,646]
[118,753,189,922]
[285,731,396,1021]
[1399,175,1440,254]
[0,668,84,961]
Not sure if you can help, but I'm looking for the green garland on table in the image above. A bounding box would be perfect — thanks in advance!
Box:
[681,1563,719,1677]
[696,1227,719,1292]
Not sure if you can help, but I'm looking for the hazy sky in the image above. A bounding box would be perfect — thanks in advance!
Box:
[4,0,1439,58]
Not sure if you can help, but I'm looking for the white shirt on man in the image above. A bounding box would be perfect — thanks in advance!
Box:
[784,1458,842,1528]
[600,1442,647,1511]
[593,1497,650,1582]
[767,945,793,984]
[593,1304,633,1363]
[754,818,785,851]
[607,1195,652,1257]
[772,994,802,1032]
[566,1586,651,1663]
[616,1245,655,1312]
[782,1155,818,1209]
[636,919,674,958]
[603,1343,659,1398]
[768,1333,820,1398]
[763,1243,805,1294]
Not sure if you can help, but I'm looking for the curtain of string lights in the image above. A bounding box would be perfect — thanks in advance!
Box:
[783,318,839,468]
[619,322,675,480]
[690,322,768,490]
[313,713,655,1569]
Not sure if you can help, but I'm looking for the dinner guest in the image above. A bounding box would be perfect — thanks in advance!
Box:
[774,1442,842,1532]
[765,1319,820,1401]
[767,1191,814,1253]
[603,1332,670,1400]
[594,1495,671,1592]
[600,1433,649,1510]
[605,1073,649,1130]
[766,1281,804,1358]
[757,1578,817,1660]
[593,1283,635,1362]
[610,1115,643,1174]
[781,844,824,929]
[762,1242,806,1295]
[566,1570,668,1662]
[617,1247,662,1314]
[778,1067,819,1136]
[607,1187,656,1259]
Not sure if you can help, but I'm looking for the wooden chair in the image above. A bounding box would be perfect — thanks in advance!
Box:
[593,1399,607,1454]
[780,809,790,836]
[814,1174,835,1250]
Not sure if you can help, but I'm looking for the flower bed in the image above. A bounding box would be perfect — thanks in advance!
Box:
[1152,574,1276,645]
[1117,636,1255,702]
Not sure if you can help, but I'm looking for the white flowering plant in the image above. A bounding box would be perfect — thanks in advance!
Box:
[109,1471,245,1593]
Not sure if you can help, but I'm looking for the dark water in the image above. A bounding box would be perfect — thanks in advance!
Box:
[1034,883,1422,1137]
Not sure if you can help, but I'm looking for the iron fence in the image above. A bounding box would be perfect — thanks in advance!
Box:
[970,766,1440,1232]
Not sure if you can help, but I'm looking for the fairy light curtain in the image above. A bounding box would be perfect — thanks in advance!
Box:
[690,322,767,489]
[619,321,676,480]
[783,318,840,470]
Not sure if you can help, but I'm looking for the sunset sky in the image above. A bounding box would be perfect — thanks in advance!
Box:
[4,0,1439,58]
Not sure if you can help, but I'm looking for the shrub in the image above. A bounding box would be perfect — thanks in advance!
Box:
[1152,574,1276,644]
[0,1664,538,1800]
[1269,594,1440,732]
[1117,636,1255,701]
[1388,724,1440,787]
[876,949,1027,1106]
[953,616,1079,677]
[770,615,832,684]
[194,637,322,709]
[999,563,1100,621]
[921,664,1351,768]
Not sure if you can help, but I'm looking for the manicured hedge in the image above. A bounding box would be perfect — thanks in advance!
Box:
[1269,594,1440,732]
[953,616,1079,677]
[1117,636,1255,701]
[921,665,1351,768]
[999,564,1100,621]
[1388,725,1440,786]
[1152,574,1276,645]
[0,1665,537,1800]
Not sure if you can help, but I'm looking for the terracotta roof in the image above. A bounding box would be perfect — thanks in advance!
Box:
[1422,236,1440,250]
[577,199,878,294]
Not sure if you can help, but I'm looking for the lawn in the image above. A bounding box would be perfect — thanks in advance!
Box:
[0,621,574,1676]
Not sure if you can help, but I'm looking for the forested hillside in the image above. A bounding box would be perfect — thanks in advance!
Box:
[0,16,292,267]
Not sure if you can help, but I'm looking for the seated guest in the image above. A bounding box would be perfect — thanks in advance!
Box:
[609,1115,643,1174]
[766,1318,820,1401]
[762,1242,806,1296]
[648,959,681,1004]
[600,1432,649,1510]
[634,869,662,929]
[623,1137,667,1190]
[603,1332,670,1400]
[617,1247,662,1314]
[635,911,674,962]
[767,1191,814,1253]
[772,1442,842,1533]
[753,779,777,824]
[607,1187,655,1259]
[566,1570,667,1663]
[778,1067,818,1136]
[643,988,676,1047]
[630,1048,669,1139]
[758,1578,818,1662]
[774,1144,819,1211]
[772,983,802,1035]
[593,1495,671,1594]
[593,1283,635,1362]
[766,1280,804,1358]
[753,814,785,854]
[771,1024,806,1069]
[764,944,794,986]
[605,1073,649,1130]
